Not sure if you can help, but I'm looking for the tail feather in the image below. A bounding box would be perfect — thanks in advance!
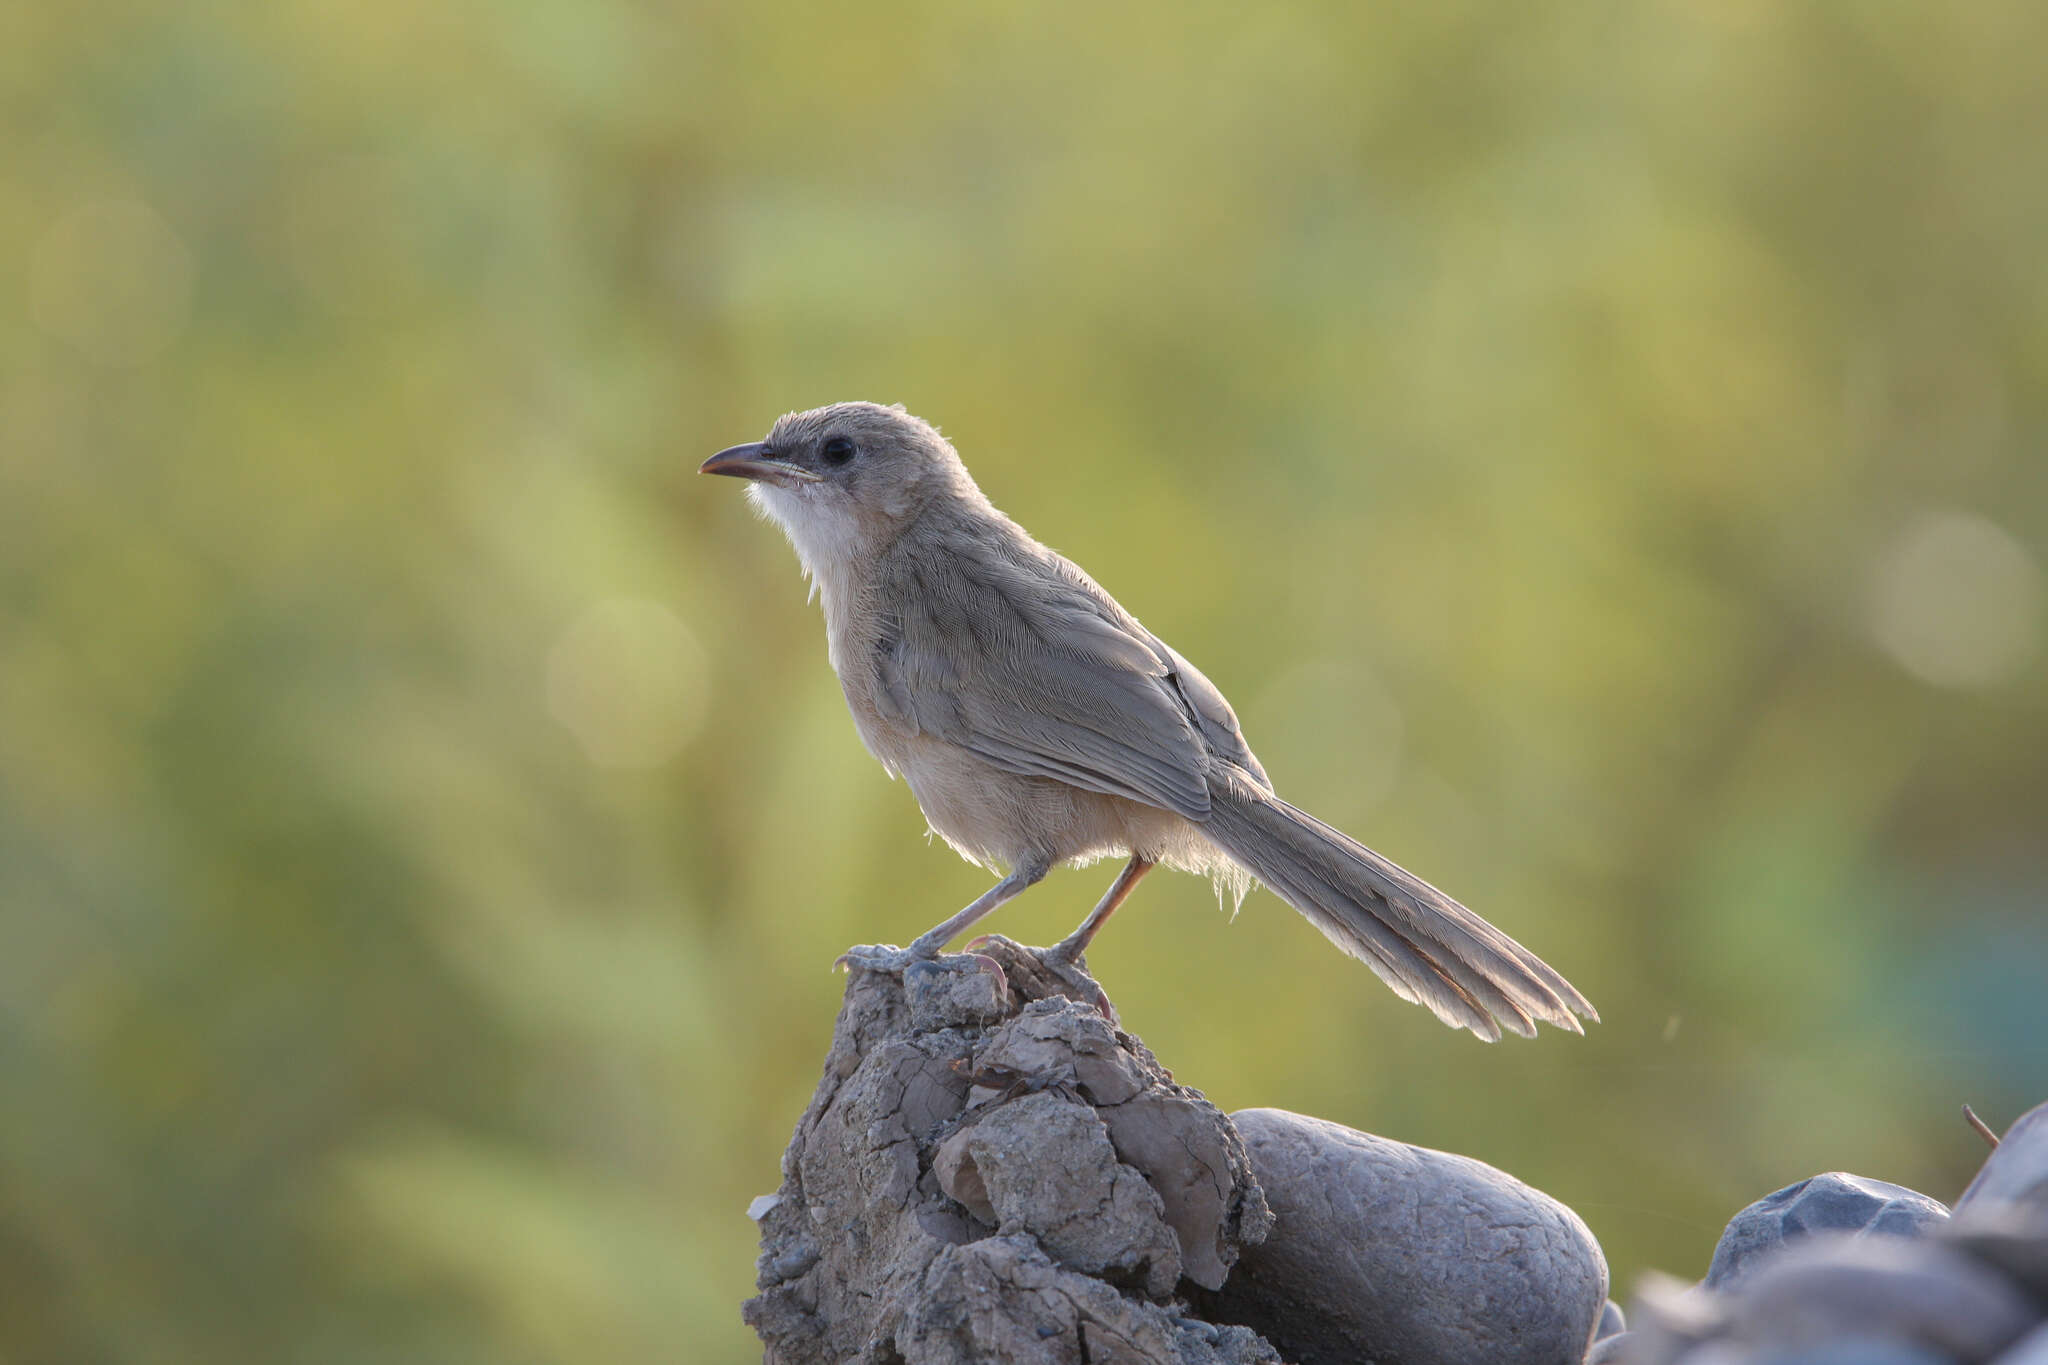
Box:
[1202,778,1597,1041]
[1277,799,1598,1025]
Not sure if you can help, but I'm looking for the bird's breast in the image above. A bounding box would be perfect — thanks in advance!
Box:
[819,597,915,774]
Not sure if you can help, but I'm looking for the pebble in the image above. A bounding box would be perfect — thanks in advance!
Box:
[1195,1108,1607,1365]
[1704,1171,1949,1291]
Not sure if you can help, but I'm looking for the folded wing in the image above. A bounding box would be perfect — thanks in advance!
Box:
[873,536,1248,820]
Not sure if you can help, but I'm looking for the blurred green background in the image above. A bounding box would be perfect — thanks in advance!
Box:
[6,1,2047,1360]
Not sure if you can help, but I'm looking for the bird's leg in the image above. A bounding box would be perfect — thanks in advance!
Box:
[1044,856,1154,966]
[837,862,1049,974]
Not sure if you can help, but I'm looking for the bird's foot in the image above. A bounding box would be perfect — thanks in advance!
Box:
[1038,936,1109,1016]
[834,943,1009,991]
[1040,933,1088,969]
[961,951,1010,996]
[966,935,1118,1026]
[833,943,927,975]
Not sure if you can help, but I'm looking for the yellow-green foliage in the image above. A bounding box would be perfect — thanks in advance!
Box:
[4,3,2046,1361]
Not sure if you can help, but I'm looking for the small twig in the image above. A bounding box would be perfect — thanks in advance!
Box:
[1962,1104,2000,1150]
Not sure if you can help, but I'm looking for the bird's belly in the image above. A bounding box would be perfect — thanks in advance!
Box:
[893,737,1217,877]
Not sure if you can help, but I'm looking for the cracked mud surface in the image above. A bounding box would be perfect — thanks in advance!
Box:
[742,939,1280,1365]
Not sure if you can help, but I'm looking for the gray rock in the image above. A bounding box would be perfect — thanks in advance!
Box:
[1623,1272,1733,1365]
[1938,1196,2048,1300]
[905,954,1014,1030]
[1666,1347,1750,1365]
[1957,1100,2048,1213]
[963,990,1270,1290]
[1677,1345,1954,1365]
[1704,1173,1950,1291]
[1597,1299,1627,1340]
[1585,1331,1634,1363]
[744,940,1278,1365]
[933,1089,1183,1297]
[1998,1323,2048,1365]
[1760,1347,1953,1365]
[1727,1234,2036,1361]
[900,1236,1284,1365]
[1195,1107,1609,1365]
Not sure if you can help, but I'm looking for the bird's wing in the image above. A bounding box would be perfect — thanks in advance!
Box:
[873,537,1236,820]
[1152,641,1272,793]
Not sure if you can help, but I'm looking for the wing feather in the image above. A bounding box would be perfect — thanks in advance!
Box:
[874,536,1239,820]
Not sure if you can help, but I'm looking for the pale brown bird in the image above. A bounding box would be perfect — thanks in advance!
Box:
[702,401,1595,1040]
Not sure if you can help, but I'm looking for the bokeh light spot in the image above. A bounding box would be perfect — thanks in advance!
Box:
[29,196,194,365]
[545,599,707,768]
[1866,510,2042,689]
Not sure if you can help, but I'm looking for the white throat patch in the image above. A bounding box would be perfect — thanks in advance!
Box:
[747,482,865,607]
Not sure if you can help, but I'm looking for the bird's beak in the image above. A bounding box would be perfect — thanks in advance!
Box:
[699,442,821,488]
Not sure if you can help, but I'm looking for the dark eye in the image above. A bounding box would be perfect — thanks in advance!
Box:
[820,435,856,467]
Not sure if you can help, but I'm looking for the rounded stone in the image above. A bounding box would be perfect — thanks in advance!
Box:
[1195,1108,1607,1365]
[1704,1172,1949,1291]
[1585,1331,1634,1364]
[1728,1234,2036,1361]
[1996,1322,2048,1365]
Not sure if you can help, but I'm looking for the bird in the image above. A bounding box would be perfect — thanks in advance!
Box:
[701,401,1595,1040]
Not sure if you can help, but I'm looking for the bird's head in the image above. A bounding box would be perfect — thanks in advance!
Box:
[701,402,979,581]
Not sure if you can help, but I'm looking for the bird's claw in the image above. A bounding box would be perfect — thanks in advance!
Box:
[963,935,1117,1024]
[964,952,1011,997]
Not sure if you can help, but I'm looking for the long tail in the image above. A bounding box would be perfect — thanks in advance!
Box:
[1202,777,1596,1040]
